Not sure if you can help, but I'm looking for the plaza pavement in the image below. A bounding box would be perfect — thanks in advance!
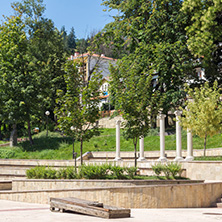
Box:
[0,199,221,222]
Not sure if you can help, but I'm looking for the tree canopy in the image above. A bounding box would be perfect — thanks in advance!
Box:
[55,60,103,165]
[182,0,222,85]
[179,81,222,156]
[96,0,194,128]
[0,0,67,144]
[109,53,159,166]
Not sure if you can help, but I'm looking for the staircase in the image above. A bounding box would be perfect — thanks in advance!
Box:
[87,151,181,162]
[0,159,77,180]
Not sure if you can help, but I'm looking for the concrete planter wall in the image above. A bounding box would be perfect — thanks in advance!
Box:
[12,179,203,191]
[1,182,221,208]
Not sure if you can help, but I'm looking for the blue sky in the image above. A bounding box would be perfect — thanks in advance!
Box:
[0,0,116,39]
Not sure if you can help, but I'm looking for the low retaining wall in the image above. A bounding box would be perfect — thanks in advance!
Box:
[183,161,222,180]
[12,179,203,191]
[91,148,222,158]
[1,159,222,181]
[1,182,222,208]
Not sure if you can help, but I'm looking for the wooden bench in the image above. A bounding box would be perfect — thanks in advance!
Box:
[50,197,131,219]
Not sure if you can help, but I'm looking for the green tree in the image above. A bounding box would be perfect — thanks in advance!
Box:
[12,0,67,129]
[0,15,39,145]
[179,81,222,156]
[67,27,76,54]
[98,0,193,124]
[0,0,67,142]
[60,26,69,53]
[182,0,222,85]
[27,18,67,122]
[55,60,102,165]
[76,38,89,54]
[12,0,46,28]
[110,54,159,168]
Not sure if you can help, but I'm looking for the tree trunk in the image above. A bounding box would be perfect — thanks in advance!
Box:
[133,137,138,170]
[150,113,157,128]
[80,138,83,165]
[28,119,34,145]
[54,114,58,126]
[165,113,170,129]
[204,133,207,157]
[0,121,2,140]
[10,124,17,147]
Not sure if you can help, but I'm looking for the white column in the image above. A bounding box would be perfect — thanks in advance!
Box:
[138,136,146,161]
[185,129,194,161]
[114,120,122,161]
[158,114,167,162]
[174,110,184,161]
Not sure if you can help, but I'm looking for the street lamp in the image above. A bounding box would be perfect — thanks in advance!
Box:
[45,111,50,137]
[70,126,77,172]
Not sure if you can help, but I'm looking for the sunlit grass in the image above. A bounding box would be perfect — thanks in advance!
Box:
[0,129,221,160]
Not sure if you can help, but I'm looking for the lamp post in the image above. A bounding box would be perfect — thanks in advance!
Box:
[45,111,50,137]
[70,126,77,172]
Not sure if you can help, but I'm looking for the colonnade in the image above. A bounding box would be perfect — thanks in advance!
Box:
[114,111,194,162]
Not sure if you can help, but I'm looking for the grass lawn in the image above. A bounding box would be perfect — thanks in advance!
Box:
[0,128,221,160]
[194,156,222,161]
[0,140,10,144]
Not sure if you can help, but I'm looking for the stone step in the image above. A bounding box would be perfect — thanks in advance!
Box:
[0,174,26,179]
[0,160,79,180]
[0,167,28,175]
[88,156,176,161]
[90,148,222,158]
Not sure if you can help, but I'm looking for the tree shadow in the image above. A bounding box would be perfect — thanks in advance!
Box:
[18,136,73,152]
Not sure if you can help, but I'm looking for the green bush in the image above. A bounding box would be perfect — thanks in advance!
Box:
[151,163,164,176]
[162,164,171,179]
[26,164,139,180]
[0,149,16,159]
[125,167,137,179]
[44,167,57,179]
[79,164,109,179]
[167,162,182,178]
[147,128,159,136]
[151,162,182,179]
[57,167,77,179]
[111,165,126,179]
[26,166,47,179]
[26,164,183,180]
[26,166,57,179]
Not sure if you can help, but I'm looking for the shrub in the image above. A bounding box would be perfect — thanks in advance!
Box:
[26,166,47,179]
[151,162,182,179]
[151,163,164,176]
[26,167,36,179]
[162,164,171,179]
[79,164,109,179]
[147,128,159,136]
[57,167,77,179]
[0,149,16,159]
[111,165,126,179]
[125,167,137,179]
[167,162,182,178]
[26,166,57,179]
[44,167,57,179]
